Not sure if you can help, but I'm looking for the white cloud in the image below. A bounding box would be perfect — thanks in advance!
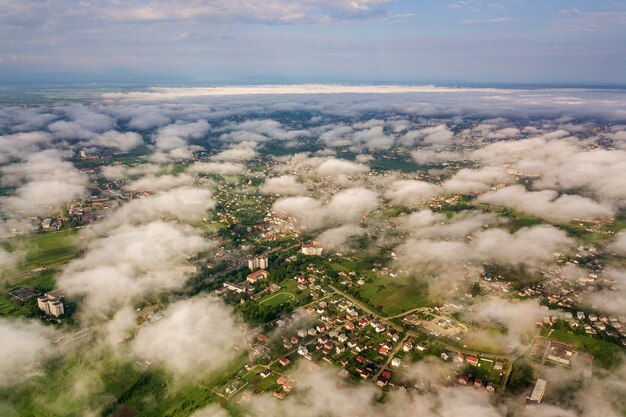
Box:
[85,130,144,152]
[0,150,88,216]
[131,296,245,376]
[273,187,378,229]
[58,221,212,317]
[260,175,307,195]
[478,185,614,221]
[0,319,59,387]
[317,158,369,177]
[385,179,441,207]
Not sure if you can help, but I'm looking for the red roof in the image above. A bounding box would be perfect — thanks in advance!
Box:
[248,269,269,279]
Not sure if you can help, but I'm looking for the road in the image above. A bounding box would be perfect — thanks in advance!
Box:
[374,334,409,379]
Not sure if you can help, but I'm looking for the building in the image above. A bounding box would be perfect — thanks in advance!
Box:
[301,243,323,256]
[527,379,547,404]
[37,291,64,317]
[223,282,248,293]
[247,269,269,283]
[546,341,574,365]
[248,257,268,271]
[41,218,59,231]
[466,356,479,366]
[377,370,391,387]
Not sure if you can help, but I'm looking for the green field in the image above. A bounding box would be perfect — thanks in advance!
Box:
[259,292,295,308]
[0,269,57,317]
[351,276,430,316]
[3,229,81,272]
[0,344,248,417]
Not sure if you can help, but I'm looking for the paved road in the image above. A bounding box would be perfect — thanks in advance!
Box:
[374,334,409,379]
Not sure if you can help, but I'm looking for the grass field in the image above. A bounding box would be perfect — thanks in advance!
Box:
[1,345,247,417]
[0,268,57,317]
[3,229,80,272]
[259,292,294,308]
[352,276,430,316]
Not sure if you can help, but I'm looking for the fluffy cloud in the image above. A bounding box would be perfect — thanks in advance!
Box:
[131,296,245,376]
[48,105,115,140]
[126,173,196,192]
[0,247,21,270]
[442,166,513,194]
[100,163,162,180]
[466,298,545,350]
[319,123,394,151]
[411,149,464,164]
[317,158,369,177]
[273,187,378,229]
[150,120,210,162]
[187,161,246,176]
[401,210,499,240]
[608,231,626,255]
[246,362,507,417]
[260,175,307,195]
[586,268,626,315]
[88,187,215,233]
[0,131,53,163]
[478,185,614,221]
[0,319,59,387]
[472,136,626,206]
[84,130,144,152]
[210,146,258,161]
[395,223,573,293]
[401,124,454,148]
[0,150,88,216]
[219,119,310,144]
[385,179,441,207]
[316,224,366,249]
[324,187,379,223]
[58,221,212,317]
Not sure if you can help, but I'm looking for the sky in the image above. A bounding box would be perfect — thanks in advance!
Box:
[0,0,625,85]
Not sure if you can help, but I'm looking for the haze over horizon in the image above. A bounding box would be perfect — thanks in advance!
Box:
[1,0,626,85]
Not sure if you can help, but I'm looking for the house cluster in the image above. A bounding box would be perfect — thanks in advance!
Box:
[443,351,504,393]
[262,212,298,241]
[541,306,626,344]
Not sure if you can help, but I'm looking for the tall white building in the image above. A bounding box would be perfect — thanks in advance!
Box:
[37,291,65,317]
[248,257,268,271]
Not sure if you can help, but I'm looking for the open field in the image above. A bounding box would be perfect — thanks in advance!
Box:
[259,292,294,308]
[0,269,57,318]
[2,229,80,274]
[0,345,247,417]
[351,276,430,317]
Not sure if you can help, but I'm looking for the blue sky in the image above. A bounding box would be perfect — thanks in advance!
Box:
[1,0,625,85]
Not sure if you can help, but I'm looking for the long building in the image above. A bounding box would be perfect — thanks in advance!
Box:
[527,379,547,404]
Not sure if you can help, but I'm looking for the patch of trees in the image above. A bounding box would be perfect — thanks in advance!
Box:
[507,360,534,393]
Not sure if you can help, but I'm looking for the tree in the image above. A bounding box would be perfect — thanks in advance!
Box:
[470,282,481,297]
[508,360,534,392]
